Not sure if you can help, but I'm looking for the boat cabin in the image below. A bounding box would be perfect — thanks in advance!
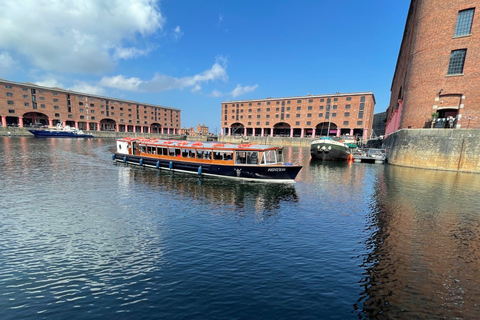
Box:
[116,138,286,166]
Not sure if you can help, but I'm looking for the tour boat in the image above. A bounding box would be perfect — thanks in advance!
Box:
[112,138,302,183]
[28,124,93,138]
[310,136,351,161]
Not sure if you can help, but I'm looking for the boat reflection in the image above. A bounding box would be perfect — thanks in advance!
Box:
[119,165,299,216]
[357,165,480,319]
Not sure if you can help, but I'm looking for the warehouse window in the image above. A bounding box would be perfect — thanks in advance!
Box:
[454,8,475,37]
[447,49,467,75]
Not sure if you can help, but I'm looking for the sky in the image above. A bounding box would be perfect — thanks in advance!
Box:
[0,0,410,133]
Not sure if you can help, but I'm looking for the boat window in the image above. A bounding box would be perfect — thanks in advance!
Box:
[224,152,233,161]
[213,150,233,161]
[182,148,189,157]
[146,146,156,154]
[262,150,277,164]
[139,145,146,153]
[204,150,212,160]
[169,147,181,157]
[246,151,259,164]
[277,148,284,163]
[157,147,168,155]
[189,150,196,158]
[196,150,204,159]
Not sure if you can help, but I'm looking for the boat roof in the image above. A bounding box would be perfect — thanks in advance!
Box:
[117,137,280,151]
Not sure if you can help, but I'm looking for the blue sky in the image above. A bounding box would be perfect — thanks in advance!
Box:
[0,0,410,133]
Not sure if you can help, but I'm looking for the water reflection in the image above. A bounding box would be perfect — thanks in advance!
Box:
[119,165,299,217]
[358,166,480,319]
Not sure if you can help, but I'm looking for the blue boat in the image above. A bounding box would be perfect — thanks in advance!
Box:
[28,124,93,138]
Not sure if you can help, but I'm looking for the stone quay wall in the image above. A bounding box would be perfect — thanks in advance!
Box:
[383,129,480,173]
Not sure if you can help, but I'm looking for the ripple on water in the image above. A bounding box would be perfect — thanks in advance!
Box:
[2,139,480,319]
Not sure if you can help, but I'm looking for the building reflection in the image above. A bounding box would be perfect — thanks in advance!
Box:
[357,166,480,319]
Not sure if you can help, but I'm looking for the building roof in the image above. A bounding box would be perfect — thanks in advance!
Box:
[222,91,376,104]
[0,78,180,111]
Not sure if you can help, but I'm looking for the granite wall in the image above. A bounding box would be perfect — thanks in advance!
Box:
[383,129,480,173]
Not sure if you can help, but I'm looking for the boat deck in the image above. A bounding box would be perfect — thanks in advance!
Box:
[352,148,387,164]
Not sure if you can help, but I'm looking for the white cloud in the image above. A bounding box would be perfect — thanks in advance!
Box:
[69,82,106,96]
[173,26,184,40]
[191,85,201,93]
[0,51,17,74]
[34,78,64,88]
[99,75,143,91]
[100,60,228,92]
[231,84,258,97]
[0,0,164,74]
[210,89,222,97]
[34,77,105,96]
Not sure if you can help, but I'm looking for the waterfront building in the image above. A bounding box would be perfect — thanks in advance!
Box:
[221,92,375,140]
[372,111,386,138]
[386,0,480,135]
[180,123,210,136]
[0,79,181,134]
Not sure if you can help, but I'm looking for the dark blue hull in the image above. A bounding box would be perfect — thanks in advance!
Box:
[28,129,93,138]
[113,154,302,183]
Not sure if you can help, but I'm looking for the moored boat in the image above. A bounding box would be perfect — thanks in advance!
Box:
[112,138,302,183]
[28,124,93,138]
[310,136,351,161]
[352,148,387,164]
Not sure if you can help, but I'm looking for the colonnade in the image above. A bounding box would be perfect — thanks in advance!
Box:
[0,115,178,134]
[223,127,367,139]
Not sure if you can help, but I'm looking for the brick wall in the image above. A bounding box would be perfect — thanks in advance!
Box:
[387,0,480,130]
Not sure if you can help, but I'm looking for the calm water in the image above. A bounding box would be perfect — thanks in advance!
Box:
[1,137,480,319]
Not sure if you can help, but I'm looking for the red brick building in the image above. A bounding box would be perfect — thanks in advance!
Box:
[0,79,181,134]
[221,92,375,139]
[386,0,480,134]
[180,123,210,136]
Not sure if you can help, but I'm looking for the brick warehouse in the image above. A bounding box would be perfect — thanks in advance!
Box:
[0,79,181,134]
[221,92,375,140]
[386,0,480,134]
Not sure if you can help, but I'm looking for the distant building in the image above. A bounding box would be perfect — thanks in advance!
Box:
[372,111,386,138]
[181,123,210,136]
[197,123,209,135]
[0,78,181,133]
[386,0,480,135]
[221,92,375,139]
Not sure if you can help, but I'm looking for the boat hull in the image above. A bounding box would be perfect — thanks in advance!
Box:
[28,129,93,138]
[113,153,302,183]
[310,140,350,161]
